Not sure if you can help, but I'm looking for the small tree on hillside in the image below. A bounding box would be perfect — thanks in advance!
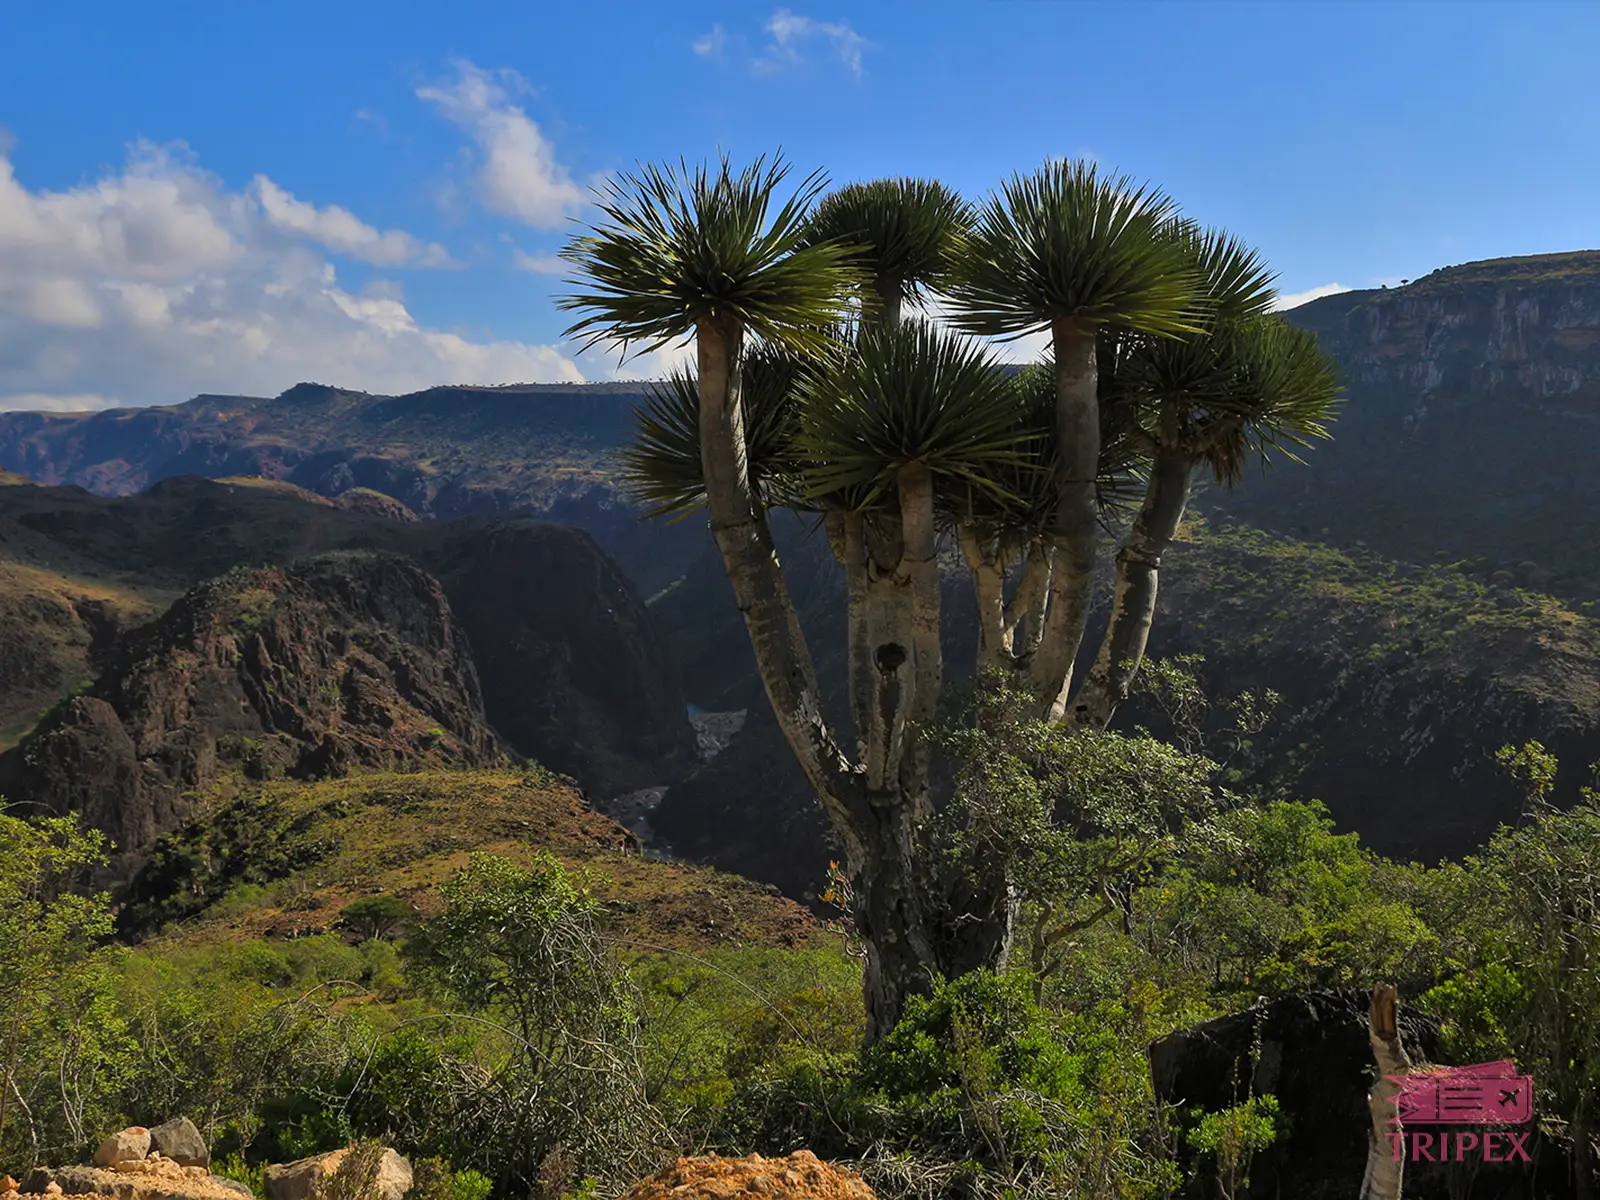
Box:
[560,155,1341,1039]
[339,894,416,942]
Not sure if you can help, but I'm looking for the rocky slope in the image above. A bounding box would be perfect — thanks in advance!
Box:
[0,552,505,866]
[0,476,697,803]
[1215,250,1600,602]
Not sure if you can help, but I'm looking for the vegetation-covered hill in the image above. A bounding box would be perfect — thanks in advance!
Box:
[649,516,1600,898]
[120,768,830,956]
[0,382,704,592]
[1215,249,1600,602]
[0,553,507,869]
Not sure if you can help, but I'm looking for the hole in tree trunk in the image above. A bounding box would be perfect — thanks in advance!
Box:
[873,643,907,673]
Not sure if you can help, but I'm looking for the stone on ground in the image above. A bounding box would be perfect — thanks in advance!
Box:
[22,1161,247,1200]
[147,1119,209,1169]
[620,1151,876,1199]
[263,1148,411,1200]
[92,1129,150,1169]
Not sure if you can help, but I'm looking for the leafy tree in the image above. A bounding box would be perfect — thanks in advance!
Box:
[1139,800,1438,997]
[1420,748,1600,1199]
[338,894,416,942]
[930,680,1226,1000]
[0,812,128,1174]
[1185,1095,1280,1200]
[560,152,1340,1039]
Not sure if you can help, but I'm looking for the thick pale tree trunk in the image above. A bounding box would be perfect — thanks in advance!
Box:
[1360,985,1411,1200]
[695,319,863,850]
[1028,319,1101,720]
[957,523,1010,674]
[1074,435,1193,729]
[695,312,1014,1042]
[1006,538,1053,667]
[898,461,941,729]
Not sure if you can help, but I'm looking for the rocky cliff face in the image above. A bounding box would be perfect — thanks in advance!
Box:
[408,517,699,796]
[0,478,699,844]
[1295,253,1600,410]
[0,552,504,866]
[1214,251,1600,601]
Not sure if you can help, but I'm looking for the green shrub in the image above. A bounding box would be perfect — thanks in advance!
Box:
[721,970,1179,1198]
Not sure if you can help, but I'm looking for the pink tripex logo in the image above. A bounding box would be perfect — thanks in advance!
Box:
[1390,1059,1533,1125]
[1387,1060,1535,1164]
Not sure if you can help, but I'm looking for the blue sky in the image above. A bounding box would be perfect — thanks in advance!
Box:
[2,0,1597,409]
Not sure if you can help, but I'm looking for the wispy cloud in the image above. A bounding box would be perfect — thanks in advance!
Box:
[418,60,585,229]
[1273,281,1351,312]
[511,248,566,275]
[254,176,454,267]
[691,23,728,58]
[693,10,869,80]
[758,9,868,78]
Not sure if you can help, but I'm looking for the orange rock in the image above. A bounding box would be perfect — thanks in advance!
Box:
[620,1151,875,1200]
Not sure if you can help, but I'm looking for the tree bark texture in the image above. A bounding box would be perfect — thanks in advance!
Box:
[1075,436,1194,728]
[695,320,864,853]
[1028,319,1101,720]
[1360,984,1411,1200]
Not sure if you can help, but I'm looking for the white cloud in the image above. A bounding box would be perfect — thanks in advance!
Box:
[0,142,583,411]
[0,392,118,412]
[757,9,868,78]
[691,23,728,57]
[253,176,454,267]
[511,248,566,275]
[1273,281,1351,312]
[418,61,585,229]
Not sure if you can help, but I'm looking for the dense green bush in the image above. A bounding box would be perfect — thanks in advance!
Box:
[719,970,1180,1199]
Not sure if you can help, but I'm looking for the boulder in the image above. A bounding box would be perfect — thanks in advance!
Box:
[23,1162,245,1200]
[263,1149,411,1200]
[620,1152,875,1199]
[92,1129,150,1169]
[148,1119,209,1169]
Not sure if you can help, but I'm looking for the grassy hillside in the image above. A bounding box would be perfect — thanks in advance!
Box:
[124,768,832,957]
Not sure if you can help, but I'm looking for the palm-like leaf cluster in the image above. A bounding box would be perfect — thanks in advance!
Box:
[796,320,1027,508]
[1098,226,1338,485]
[619,342,811,518]
[559,155,864,357]
[949,160,1200,339]
[953,357,1147,542]
[566,151,1339,529]
[1200,318,1342,482]
[803,178,973,309]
